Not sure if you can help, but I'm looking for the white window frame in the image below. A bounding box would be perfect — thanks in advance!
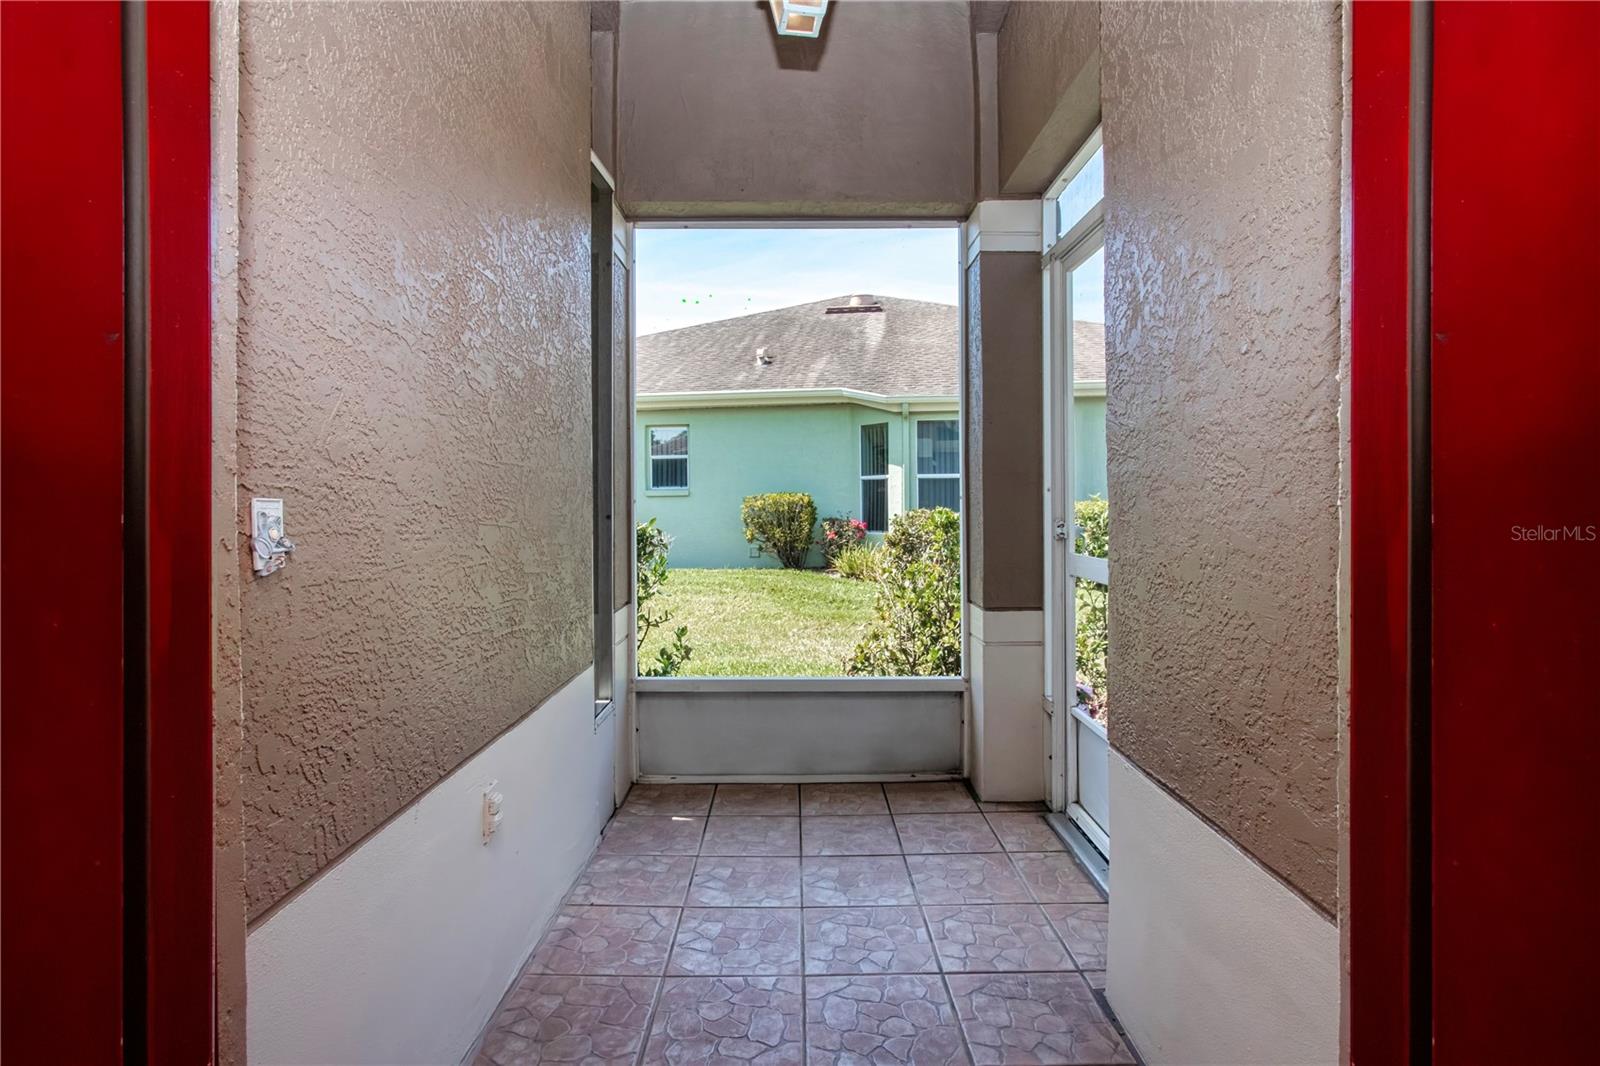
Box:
[859,421,890,532]
[914,416,961,511]
[646,424,689,494]
[1043,126,1105,254]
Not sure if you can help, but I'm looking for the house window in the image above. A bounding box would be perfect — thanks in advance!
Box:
[916,419,960,512]
[860,422,888,532]
[648,425,689,491]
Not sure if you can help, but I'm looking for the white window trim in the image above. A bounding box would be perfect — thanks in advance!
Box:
[646,424,689,494]
[914,417,961,510]
[859,422,890,532]
[1043,126,1104,252]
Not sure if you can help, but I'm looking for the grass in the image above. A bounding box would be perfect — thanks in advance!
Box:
[638,567,876,677]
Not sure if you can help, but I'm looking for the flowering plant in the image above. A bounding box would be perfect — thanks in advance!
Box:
[818,516,868,565]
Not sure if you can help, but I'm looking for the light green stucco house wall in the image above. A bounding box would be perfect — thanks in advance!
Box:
[634,395,1106,569]
[636,402,951,569]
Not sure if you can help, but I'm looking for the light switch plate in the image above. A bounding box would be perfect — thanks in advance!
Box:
[250,497,290,576]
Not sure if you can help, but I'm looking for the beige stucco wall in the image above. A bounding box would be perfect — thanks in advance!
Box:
[1101,1,1344,911]
[997,0,1101,195]
[235,1,593,917]
[616,0,976,217]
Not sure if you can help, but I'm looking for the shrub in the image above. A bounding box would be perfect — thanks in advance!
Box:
[846,508,961,676]
[832,542,884,582]
[1073,496,1109,717]
[636,518,691,677]
[818,516,868,566]
[741,492,818,569]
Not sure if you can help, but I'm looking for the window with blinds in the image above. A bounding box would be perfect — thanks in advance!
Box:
[916,418,960,512]
[648,425,689,490]
[860,422,888,532]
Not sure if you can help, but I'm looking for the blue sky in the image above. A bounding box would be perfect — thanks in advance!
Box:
[634,226,1105,336]
[635,227,961,336]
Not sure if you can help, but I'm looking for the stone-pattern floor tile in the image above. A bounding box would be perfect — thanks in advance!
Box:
[1081,971,1106,991]
[803,906,937,975]
[801,815,902,856]
[905,854,1033,906]
[1041,904,1107,971]
[669,908,802,976]
[527,906,678,976]
[475,974,657,1066]
[803,856,918,907]
[947,972,1131,1065]
[984,815,1065,853]
[688,857,802,908]
[598,815,705,855]
[702,816,800,856]
[885,782,979,813]
[924,905,1074,973]
[895,814,1001,855]
[569,855,695,906]
[621,783,715,816]
[1011,853,1104,904]
[977,801,1048,813]
[806,975,972,1066]
[712,784,798,815]
[641,976,803,1066]
[802,782,889,816]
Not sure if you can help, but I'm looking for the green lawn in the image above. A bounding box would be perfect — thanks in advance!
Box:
[639,567,876,677]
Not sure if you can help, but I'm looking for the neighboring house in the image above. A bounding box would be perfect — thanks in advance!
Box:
[635,293,1106,568]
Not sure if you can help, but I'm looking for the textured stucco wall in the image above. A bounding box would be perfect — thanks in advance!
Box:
[965,252,1044,611]
[616,0,975,217]
[236,1,593,917]
[997,0,1101,195]
[1101,1,1344,910]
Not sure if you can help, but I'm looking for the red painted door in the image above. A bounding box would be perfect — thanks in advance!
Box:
[1431,2,1600,1061]
[1,3,129,1060]
[2,3,214,1061]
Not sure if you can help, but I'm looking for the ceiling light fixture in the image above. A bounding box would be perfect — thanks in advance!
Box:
[768,0,829,38]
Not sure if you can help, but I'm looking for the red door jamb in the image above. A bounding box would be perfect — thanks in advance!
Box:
[144,2,216,1061]
[1348,2,1415,1061]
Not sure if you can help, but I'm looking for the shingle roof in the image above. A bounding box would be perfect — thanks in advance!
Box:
[635,295,1105,396]
[1072,319,1106,384]
[637,295,957,396]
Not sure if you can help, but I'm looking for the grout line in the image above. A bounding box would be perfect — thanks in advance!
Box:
[632,906,685,1066]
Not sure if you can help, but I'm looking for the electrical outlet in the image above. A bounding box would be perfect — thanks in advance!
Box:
[482,783,504,844]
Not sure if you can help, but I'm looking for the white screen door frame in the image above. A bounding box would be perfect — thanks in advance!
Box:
[1042,132,1110,856]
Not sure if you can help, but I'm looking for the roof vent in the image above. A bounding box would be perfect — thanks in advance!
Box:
[755,346,774,366]
[824,294,884,315]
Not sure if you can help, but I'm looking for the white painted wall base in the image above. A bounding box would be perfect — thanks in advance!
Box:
[612,603,635,807]
[246,668,615,1065]
[967,605,1046,802]
[1107,752,1338,1065]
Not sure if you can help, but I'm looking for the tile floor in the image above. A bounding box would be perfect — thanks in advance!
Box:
[474,782,1132,1066]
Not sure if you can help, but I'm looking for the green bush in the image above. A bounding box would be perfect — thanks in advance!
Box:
[832,542,884,582]
[1073,496,1109,716]
[741,492,818,569]
[636,518,691,677]
[846,508,961,676]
